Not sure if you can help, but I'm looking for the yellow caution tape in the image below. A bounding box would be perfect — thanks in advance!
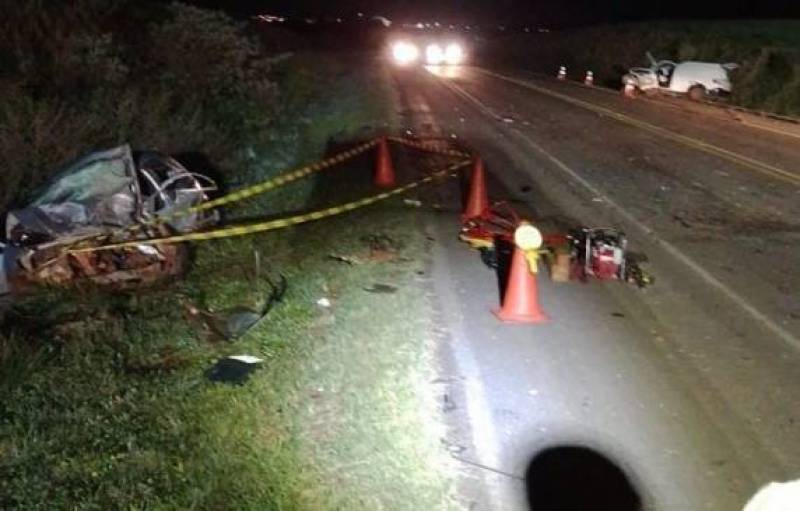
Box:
[112,136,466,240]
[387,136,471,158]
[121,139,380,236]
[69,159,472,253]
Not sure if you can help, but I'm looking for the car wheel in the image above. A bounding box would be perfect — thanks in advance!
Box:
[688,85,706,101]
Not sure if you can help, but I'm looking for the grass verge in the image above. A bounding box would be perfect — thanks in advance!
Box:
[0,56,456,510]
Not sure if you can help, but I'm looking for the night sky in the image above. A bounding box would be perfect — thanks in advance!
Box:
[196,0,800,25]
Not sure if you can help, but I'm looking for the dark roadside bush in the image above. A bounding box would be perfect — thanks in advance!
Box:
[0,0,278,214]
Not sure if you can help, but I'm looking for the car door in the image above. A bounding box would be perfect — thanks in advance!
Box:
[656,61,677,88]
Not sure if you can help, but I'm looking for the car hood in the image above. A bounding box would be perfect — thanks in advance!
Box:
[5,145,139,246]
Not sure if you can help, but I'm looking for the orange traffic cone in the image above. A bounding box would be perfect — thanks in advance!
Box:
[374,136,395,188]
[584,70,594,86]
[462,157,490,220]
[557,65,567,81]
[494,246,548,323]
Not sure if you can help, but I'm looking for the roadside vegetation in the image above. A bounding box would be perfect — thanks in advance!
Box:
[483,20,800,116]
[0,2,455,509]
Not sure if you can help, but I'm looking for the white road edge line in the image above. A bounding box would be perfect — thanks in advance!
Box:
[435,73,800,353]
[404,86,506,503]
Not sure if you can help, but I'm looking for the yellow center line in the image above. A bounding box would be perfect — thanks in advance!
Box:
[475,68,800,187]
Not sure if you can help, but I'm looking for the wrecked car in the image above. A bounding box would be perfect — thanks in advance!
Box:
[623,52,738,100]
[0,144,217,296]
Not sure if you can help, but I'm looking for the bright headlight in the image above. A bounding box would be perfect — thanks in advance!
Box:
[444,43,464,65]
[392,41,419,65]
[426,44,444,65]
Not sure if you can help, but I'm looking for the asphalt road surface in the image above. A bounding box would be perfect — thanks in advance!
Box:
[390,64,800,510]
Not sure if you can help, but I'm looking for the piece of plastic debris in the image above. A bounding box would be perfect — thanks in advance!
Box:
[136,244,160,256]
[363,283,397,294]
[223,310,264,338]
[317,297,331,307]
[228,355,263,364]
[199,274,287,341]
[403,199,423,207]
[501,117,515,123]
[206,355,264,384]
[328,254,361,265]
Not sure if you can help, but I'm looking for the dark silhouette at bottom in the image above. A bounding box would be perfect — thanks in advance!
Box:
[526,445,642,511]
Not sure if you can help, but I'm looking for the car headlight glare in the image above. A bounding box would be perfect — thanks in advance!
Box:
[426,44,445,65]
[392,41,419,65]
[444,43,464,65]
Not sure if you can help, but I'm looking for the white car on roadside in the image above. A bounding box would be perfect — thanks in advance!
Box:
[623,52,738,100]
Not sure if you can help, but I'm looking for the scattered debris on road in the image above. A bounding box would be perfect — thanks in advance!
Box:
[459,203,654,287]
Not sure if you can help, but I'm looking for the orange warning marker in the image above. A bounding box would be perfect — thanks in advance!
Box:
[462,157,490,220]
[494,222,548,323]
[584,70,594,86]
[374,136,396,188]
[557,65,567,81]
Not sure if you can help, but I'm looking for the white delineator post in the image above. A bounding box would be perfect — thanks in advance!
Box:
[623,77,636,98]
